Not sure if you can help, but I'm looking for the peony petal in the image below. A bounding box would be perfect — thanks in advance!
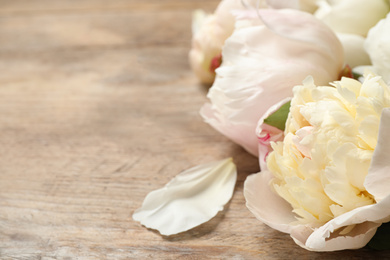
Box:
[302,193,390,251]
[256,98,290,171]
[336,33,371,68]
[244,171,297,233]
[266,0,299,9]
[257,9,342,57]
[133,158,237,236]
[364,108,390,202]
[314,0,389,37]
[191,9,209,35]
[294,221,379,251]
[365,13,390,84]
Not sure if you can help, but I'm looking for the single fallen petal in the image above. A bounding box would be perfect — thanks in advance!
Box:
[133,158,237,236]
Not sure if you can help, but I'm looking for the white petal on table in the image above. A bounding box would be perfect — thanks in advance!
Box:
[133,158,237,236]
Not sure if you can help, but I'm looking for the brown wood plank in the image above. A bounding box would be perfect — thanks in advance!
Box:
[1,0,390,259]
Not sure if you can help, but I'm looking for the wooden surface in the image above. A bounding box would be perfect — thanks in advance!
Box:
[1,1,390,259]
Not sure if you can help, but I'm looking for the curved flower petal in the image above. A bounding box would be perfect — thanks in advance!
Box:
[336,33,371,68]
[265,0,299,9]
[201,9,343,156]
[293,222,379,251]
[133,158,237,236]
[315,0,389,37]
[364,108,390,202]
[365,13,390,84]
[303,193,390,251]
[266,0,318,13]
[244,171,297,233]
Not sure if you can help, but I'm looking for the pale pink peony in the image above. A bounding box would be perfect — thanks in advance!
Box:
[201,9,344,156]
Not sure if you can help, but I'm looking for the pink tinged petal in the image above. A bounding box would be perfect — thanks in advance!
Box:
[256,98,290,170]
[209,53,222,73]
[257,126,284,171]
[133,158,237,236]
[257,9,343,64]
[200,103,260,156]
[364,108,390,202]
[244,171,297,233]
[292,126,314,158]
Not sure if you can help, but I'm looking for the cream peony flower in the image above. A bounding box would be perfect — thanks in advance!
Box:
[245,73,390,251]
[201,8,343,156]
[364,13,390,84]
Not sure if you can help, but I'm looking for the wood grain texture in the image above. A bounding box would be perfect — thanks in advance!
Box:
[0,1,389,259]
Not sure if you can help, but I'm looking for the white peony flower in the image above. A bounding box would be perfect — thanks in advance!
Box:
[245,73,390,251]
[314,0,389,68]
[364,13,390,84]
[201,8,343,156]
[315,0,389,37]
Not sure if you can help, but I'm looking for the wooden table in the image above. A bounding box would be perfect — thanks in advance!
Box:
[1,1,389,258]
